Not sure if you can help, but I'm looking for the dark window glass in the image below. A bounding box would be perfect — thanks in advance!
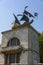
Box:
[7,38,20,47]
[9,54,15,63]
[7,41,10,46]
[5,55,8,64]
[11,39,17,46]
[16,54,20,63]
[17,39,20,45]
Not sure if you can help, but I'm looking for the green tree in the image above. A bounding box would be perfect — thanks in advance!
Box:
[39,32,43,63]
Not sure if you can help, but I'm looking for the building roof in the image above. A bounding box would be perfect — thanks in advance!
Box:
[1,23,40,35]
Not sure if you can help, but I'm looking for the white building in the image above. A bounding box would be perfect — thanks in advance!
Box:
[0,22,40,65]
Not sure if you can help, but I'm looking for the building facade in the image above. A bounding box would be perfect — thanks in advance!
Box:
[0,23,40,65]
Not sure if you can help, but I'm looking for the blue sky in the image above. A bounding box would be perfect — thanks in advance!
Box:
[0,0,43,44]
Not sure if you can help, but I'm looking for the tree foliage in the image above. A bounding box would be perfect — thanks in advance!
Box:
[39,32,43,63]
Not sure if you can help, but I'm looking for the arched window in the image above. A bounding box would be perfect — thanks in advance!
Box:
[5,38,20,64]
[7,38,20,46]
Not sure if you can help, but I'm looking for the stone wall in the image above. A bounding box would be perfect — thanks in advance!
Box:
[28,27,40,64]
[1,27,28,64]
[0,54,4,64]
[1,27,28,49]
[1,26,40,64]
